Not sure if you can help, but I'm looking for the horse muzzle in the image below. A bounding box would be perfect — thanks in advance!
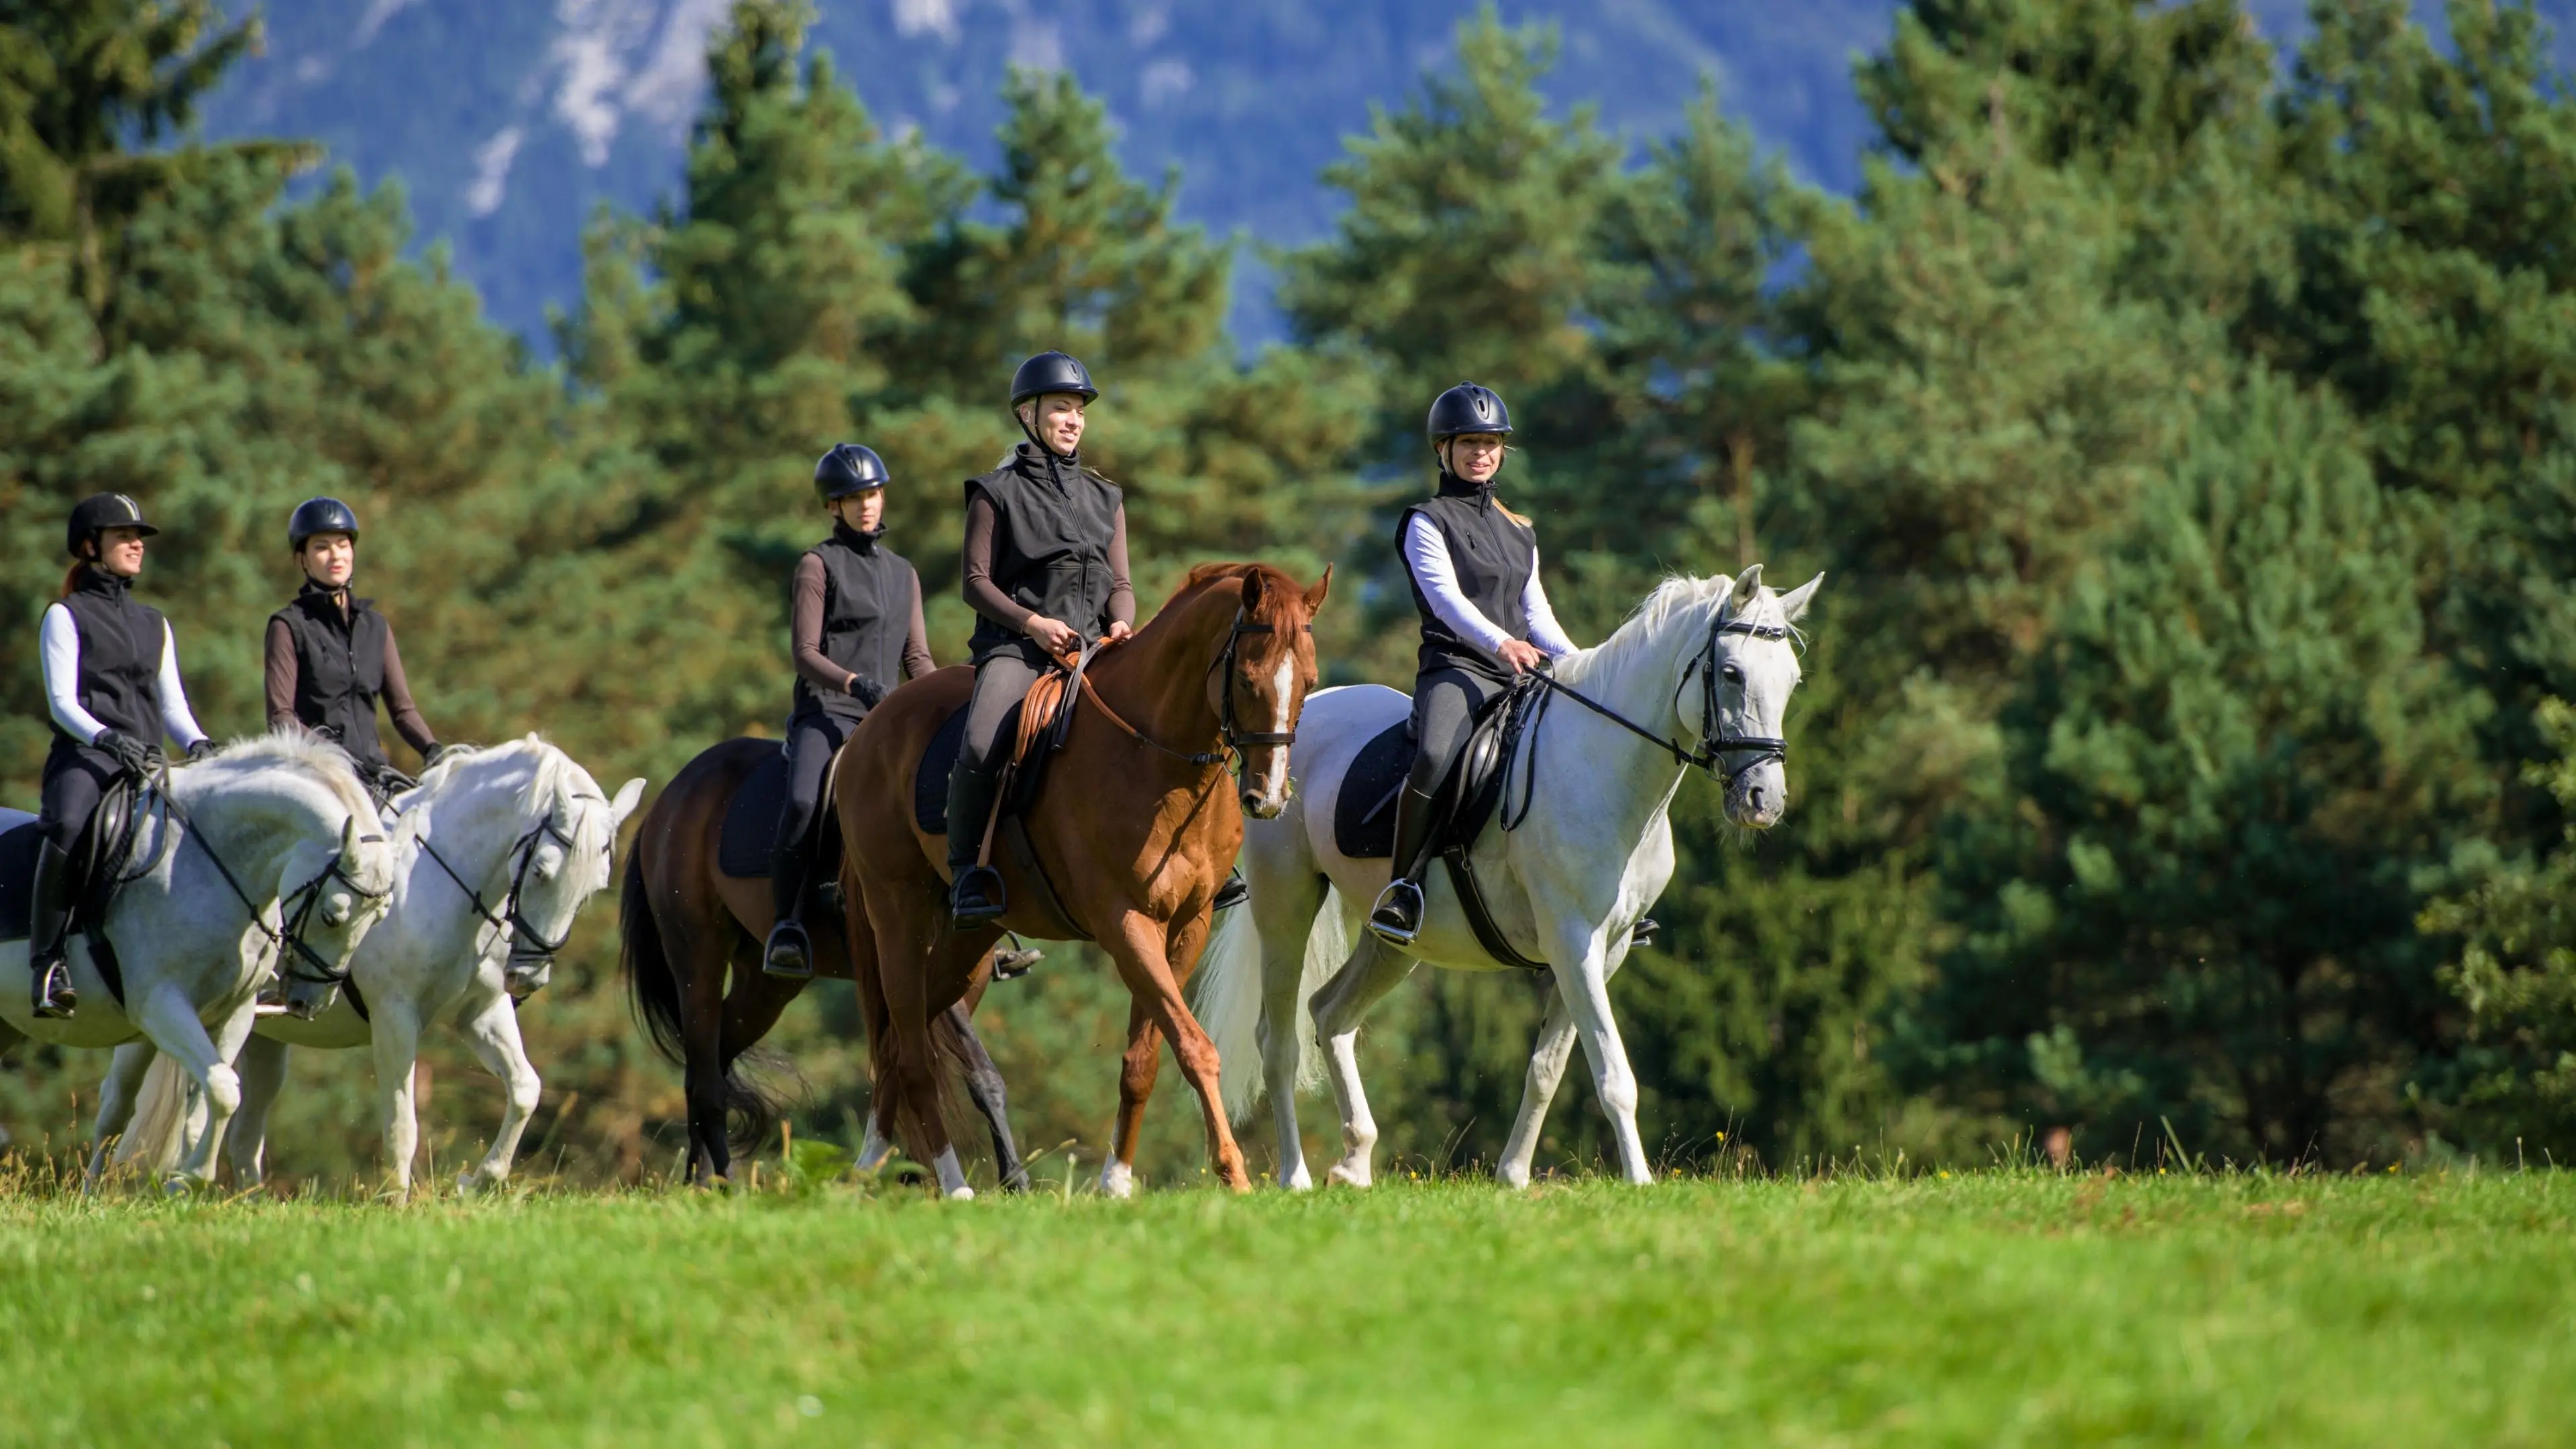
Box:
[1724,760,1787,830]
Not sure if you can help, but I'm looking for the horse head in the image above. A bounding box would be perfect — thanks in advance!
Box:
[498,741,645,996]
[1691,564,1822,829]
[1212,562,1332,820]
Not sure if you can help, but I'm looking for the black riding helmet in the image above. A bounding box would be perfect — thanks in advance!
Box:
[1010,351,1098,409]
[813,443,891,504]
[1427,382,1512,445]
[64,492,160,558]
[287,496,360,551]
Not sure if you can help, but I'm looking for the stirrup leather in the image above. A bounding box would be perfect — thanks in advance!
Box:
[1367,877,1425,947]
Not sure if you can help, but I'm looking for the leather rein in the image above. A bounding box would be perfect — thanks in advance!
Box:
[413,793,612,965]
[1075,608,1312,771]
[136,761,392,987]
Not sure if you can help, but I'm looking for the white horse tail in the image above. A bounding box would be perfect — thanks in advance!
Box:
[1194,881,1342,1126]
[113,1055,193,1175]
[1191,900,1267,1124]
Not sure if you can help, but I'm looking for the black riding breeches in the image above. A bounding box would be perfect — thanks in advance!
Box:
[1407,667,1507,797]
[773,712,852,859]
[39,743,118,853]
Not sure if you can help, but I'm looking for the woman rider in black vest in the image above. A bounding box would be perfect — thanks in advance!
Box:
[266,498,447,802]
[32,494,217,1018]
[762,443,935,978]
[1367,382,1583,947]
[943,350,1136,921]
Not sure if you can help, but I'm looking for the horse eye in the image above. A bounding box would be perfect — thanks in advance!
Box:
[1721,665,1743,685]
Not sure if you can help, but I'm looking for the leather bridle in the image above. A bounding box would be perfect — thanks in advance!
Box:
[415,793,610,973]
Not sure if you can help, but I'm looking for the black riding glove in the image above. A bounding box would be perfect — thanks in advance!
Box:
[184,739,215,762]
[421,742,451,770]
[95,731,156,775]
[847,674,888,708]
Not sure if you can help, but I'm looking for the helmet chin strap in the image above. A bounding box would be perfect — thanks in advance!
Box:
[1017,402,1081,461]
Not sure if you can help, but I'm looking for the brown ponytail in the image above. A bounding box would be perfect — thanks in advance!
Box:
[58,561,85,600]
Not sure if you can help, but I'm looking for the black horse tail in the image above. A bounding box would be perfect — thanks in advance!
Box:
[619,842,790,1160]
[620,850,686,1063]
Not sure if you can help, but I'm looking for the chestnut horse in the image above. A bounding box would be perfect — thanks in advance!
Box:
[839,562,1329,1197]
[621,737,1026,1186]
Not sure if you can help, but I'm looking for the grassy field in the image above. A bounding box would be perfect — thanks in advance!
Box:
[0,1169,2569,1446]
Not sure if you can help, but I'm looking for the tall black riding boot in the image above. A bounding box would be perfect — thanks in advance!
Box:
[1366,786,1442,948]
[763,845,814,979]
[28,838,76,1020]
[945,761,1008,922]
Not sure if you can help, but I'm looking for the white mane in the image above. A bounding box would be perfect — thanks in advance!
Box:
[1555,574,1737,692]
[401,735,614,857]
[180,728,378,822]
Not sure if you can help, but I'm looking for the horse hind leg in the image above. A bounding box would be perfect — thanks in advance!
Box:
[861,884,969,1198]
[934,1001,1026,1192]
[85,1041,158,1190]
[367,999,427,1199]
[1101,999,1161,1199]
[1309,930,1419,1189]
[226,1034,291,1190]
[1252,871,1332,1190]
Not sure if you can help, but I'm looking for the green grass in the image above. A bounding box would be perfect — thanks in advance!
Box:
[2,1170,2572,1446]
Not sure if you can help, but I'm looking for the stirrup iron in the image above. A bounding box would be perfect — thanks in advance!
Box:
[1368,877,1424,947]
[763,918,814,980]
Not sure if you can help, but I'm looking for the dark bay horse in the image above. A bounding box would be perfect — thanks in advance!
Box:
[620,736,1026,1186]
[839,562,1330,1197]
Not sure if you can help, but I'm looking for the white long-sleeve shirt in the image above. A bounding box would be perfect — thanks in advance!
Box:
[40,602,211,749]
[1401,513,1580,659]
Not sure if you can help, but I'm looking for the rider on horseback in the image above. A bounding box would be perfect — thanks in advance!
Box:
[943,350,1135,922]
[32,493,215,1018]
[266,498,447,802]
[762,443,934,978]
[1366,382,1582,948]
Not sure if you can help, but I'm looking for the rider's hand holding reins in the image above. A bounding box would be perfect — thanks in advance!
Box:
[95,729,156,776]
[1023,613,1081,658]
[1104,621,1132,645]
[1497,639,1548,674]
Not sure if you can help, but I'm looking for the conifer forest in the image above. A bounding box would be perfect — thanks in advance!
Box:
[4,0,2575,1186]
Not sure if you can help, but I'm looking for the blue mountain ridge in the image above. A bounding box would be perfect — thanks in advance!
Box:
[192,0,2502,347]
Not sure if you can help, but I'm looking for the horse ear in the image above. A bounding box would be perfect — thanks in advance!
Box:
[339,815,363,861]
[611,777,647,826]
[1776,572,1825,623]
[1303,562,1333,616]
[1727,564,1766,614]
[1240,568,1266,612]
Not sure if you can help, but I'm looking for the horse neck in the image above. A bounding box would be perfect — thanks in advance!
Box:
[170,763,347,893]
[1090,587,1236,759]
[1539,593,1719,815]
[400,756,543,906]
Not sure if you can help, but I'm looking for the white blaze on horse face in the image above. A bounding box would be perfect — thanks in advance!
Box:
[1255,654,1296,812]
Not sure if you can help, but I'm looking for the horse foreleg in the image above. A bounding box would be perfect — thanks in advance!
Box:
[453,990,541,1193]
[85,1042,157,1189]
[226,1034,292,1189]
[367,998,425,1199]
[1102,999,1161,1199]
[134,984,246,1190]
[935,1002,1026,1192]
[1309,932,1418,1189]
[1107,910,1249,1193]
[1550,932,1651,1185]
[1497,991,1578,1189]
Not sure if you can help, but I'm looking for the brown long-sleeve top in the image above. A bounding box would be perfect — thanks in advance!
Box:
[264,604,438,753]
[959,494,1134,636]
[792,553,934,696]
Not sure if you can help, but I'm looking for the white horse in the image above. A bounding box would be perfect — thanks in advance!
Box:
[0,733,399,1187]
[107,738,644,1195]
[1192,566,1819,1189]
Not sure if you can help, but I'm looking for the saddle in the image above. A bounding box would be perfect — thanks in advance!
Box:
[0,772,150,1000]
[1335,677,1551,971]
[911,651,1098,940]
[716,742,846,912]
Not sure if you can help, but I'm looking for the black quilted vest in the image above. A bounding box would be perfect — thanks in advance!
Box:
[51,568,166,744]
[270,582,394,768]
[793,525,918,725]
[1400,474,1536,683]
[965,443,1122,663]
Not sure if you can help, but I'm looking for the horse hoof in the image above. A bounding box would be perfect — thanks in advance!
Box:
[1098,1161,1136,1199]
[944,1185,976,1201]
[1327,1161,1373,1189]
[1281,1165,1313,1192]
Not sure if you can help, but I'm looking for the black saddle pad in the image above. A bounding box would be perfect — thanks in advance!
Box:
[718,747,791,880]
[0,821,41,942]
[1331,685,1530,861]
[1334,721,1412,860]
